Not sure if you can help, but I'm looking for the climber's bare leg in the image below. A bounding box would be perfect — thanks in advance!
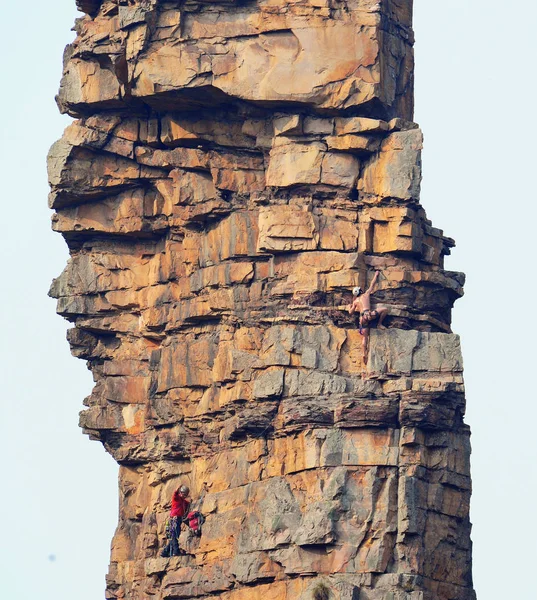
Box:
[362,328,369,365]
[376,307,388,329]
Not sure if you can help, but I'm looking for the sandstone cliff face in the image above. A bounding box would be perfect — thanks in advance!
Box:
[49,1,474,599]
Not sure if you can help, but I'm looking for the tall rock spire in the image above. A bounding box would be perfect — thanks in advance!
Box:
[49,1,475,598]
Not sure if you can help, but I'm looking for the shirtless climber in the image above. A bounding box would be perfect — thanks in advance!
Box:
[348,271,388,364]
[161,485,191,557]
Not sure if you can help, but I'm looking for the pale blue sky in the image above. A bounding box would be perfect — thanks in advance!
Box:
[0,1,535,598]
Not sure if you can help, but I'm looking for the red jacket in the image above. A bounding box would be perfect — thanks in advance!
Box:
[171,492,190,518]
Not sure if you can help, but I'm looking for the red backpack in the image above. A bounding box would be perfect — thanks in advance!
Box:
[185,511,205,536]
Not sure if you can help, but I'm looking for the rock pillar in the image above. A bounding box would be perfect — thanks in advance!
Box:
[49,1,475,599]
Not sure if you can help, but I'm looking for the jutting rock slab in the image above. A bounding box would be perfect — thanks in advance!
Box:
[49,1,475,599]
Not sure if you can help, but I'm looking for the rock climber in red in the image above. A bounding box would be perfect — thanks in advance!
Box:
[161,485,191,557]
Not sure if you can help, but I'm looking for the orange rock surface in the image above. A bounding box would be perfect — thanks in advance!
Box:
[49,1,475,599]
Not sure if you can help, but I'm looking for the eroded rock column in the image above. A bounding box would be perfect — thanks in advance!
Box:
[49,1,475,599]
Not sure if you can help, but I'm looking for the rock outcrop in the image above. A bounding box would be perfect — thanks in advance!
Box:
[49,1,475,599]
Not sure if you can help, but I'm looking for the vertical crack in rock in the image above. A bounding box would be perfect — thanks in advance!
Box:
[49,1,475,599]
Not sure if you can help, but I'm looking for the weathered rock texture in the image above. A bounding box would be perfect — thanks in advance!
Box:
[49,1,474,599]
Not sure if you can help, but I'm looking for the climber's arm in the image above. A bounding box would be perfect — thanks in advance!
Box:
[365,271,380,295]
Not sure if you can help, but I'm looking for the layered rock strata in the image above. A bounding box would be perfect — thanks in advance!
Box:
[49,1,475,599]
